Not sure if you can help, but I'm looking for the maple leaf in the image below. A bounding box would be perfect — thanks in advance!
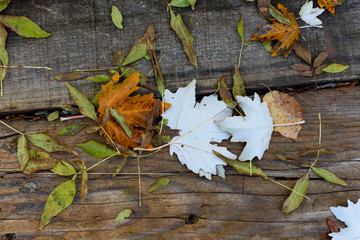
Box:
[162,80,236,180]
[300,1,325,27]
[216,93,273,161]
[329,199,360,239]
[97,72,170,149]
[251,3,300,57]
[318,0,339,16]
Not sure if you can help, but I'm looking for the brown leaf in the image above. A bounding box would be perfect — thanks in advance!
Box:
[291,63,311,72]
[23,151,57,175]
[293,43,312,65]
[327,218,340,233]
[217,73,234,107]
[251,4,300,57]
[315,64,327,75]
[54,72,84,82]
[300,70,314,77]
[313,52,328,69]
[263,90,303,140]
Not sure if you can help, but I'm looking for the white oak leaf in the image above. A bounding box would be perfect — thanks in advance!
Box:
[216,94,273,161]
[329,199,360,240]
[299,1,325,27]
[163,80,236,180]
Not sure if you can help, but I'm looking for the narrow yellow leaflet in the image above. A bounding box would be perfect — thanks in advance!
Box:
[111,6,123,30]
[282,174,309,213]
[148,177,170,193]
[312,167,347,186]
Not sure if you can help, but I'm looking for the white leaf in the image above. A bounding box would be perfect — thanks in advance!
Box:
[329,199,360,240]
[299,1,325,27]
[163,80,236,180]
[216,93,273,161]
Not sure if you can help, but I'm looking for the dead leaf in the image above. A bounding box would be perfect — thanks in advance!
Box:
[293,43,312,65]
[263,90,303,141]
[54,72,84,82]
[23,150,57,175]
[313,52,328,69]
[217,73,234,108]
[327,218,339,233]
[97,72,170,149]
[318,0,339,15]
[251,4,300,57]
[232,65,246,98]
[80,171,88,201]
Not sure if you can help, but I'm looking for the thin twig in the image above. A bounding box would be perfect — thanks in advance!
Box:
[0,120,25,135]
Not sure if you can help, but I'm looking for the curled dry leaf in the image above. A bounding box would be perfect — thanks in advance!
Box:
[263,90,303,141]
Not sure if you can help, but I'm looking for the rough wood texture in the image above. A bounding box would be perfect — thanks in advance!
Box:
[1,87,360,239]
[0,0,359,113]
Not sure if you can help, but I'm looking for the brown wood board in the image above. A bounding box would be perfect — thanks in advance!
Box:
[1,87,360,238]
[0,0,359,113]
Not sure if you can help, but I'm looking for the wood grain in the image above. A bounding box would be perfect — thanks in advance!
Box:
[1,87,360,238]
[0,0,359,113]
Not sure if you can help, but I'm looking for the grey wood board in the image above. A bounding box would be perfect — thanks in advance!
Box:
[0,0,358,113]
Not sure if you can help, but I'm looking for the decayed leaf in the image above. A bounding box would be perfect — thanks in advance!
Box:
[114,209,132,221]
[86,75,111,83]
[327,218,340,233]
[0,16,50,38]
[217,93,273,161]
[312,167,347,186]
[97,72,169,149]
[217,73,234,108]
[23,151,57,175]
[322,63,349,73]
[111,6,123,30]
[282,174,309,213]
[318,0,339,16]
[82,125,100,134]
[251,4,300,57]
[65,83,97,121]
[293,43,312,65]
[151,124,180,147]
[27,134,66,153]
[330,199,360,239]
[232,65,246,98]
[169,8,198,68]
[148,177,170,193]
[163,80,235,180]
[299,1,325,27]
[39,179,76,230]
[76,140,118,158]
[51,161,77,176]
[313,52,328,68]
[47,111,59,122]
[263,91,303,141]
[80,170,88,201]
[17,135,29,170]
[214,151,268,179]
[54,72,84,82]
[57,124,85,136]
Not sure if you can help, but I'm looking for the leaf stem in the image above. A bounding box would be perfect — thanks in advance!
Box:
[74,67,119,72]
[137,155,142,207]
[0,65,52,70]
[0,120,25,135]
[238,42,244,68]
[86,152,120,172]
[268,178,310,200]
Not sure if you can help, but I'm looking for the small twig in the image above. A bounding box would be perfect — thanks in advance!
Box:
[0,65,52,70]
[74,67,119,72]
[0,120,25,135]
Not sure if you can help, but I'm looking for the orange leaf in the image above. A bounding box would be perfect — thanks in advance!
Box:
[97,72,170,149]
[318,0,338,16]
[251,4,300,57]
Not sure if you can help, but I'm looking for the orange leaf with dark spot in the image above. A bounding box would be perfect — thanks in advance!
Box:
[97,72,170,149]
[318,0,339,16]
[251,4,300,57]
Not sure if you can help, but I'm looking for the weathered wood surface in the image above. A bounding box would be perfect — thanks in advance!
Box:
[0,0,359,113]
[1,87,360,239]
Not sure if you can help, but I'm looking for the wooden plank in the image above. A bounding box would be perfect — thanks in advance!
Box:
[0,0,359,112]
[1,87,360,238]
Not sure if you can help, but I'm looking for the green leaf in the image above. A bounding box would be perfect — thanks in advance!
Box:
[262,40,272,53]
[0,0,11,13]
[91,90,102,109]
[218,73,234,107]
[268,4,292,25]
[322,63,349,73]
[187,0,197,10]
[51,161,76,176]
[114,209,132,221]
[237,14,245,43]
[65,83,97,121]
[47,111,59,122]
[0,15,50,38]
[169,9,198,68]
[111,6,123,30]
[54,72,84,82]
[312,167,347,186]
[170,0,191,7]
[282,174,309,214]
[17,135,29,170]
[214,151,268,179]
[120,67,158,92]
[57,124,85,136]
[23,151,57,175]
[39,179,76,230]
[109,108,133,138]
[27,134,66,152]
[232,65,246,98]
[80,171,88,201]
[148,177,170,193]
[112,157,127,177]
[86,75,111,83]
[76,140,117,158]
